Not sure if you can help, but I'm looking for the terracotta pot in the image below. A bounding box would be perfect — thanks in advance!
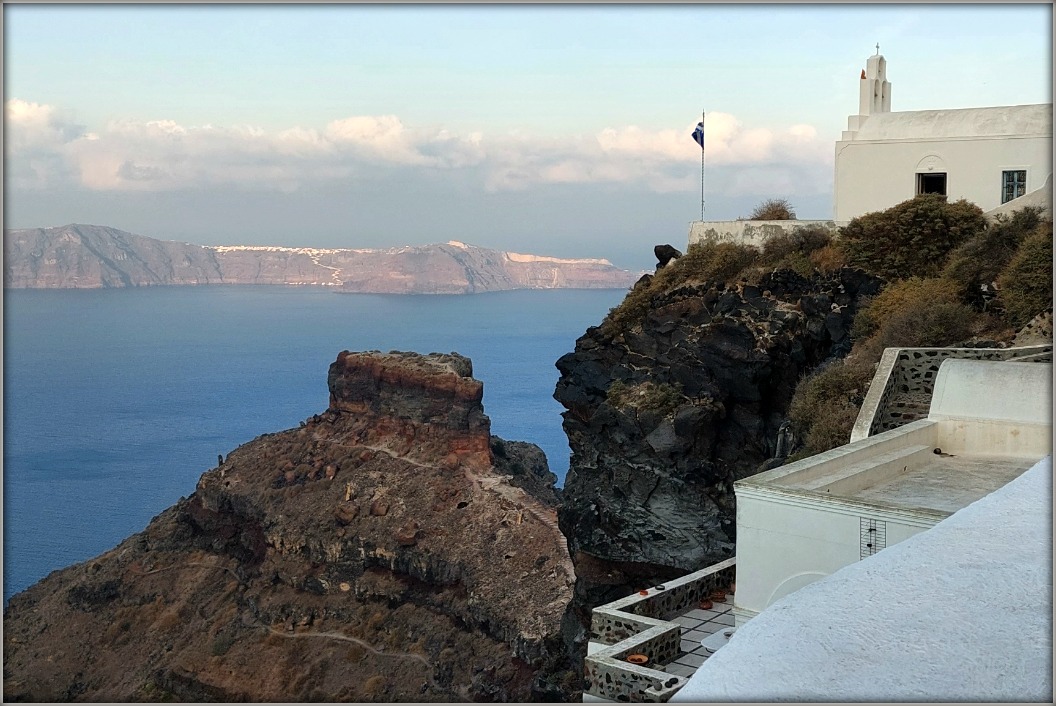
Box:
[626,654,650,666]
[699,599,713,610]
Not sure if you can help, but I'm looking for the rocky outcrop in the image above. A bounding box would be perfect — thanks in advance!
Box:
[3,224,640,292]
[553,267,882,657]
[3,351,576,702]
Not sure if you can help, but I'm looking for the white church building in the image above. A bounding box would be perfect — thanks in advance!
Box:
[833,52,1053,222]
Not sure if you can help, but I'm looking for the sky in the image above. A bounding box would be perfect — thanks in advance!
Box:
[4,3,1052,270]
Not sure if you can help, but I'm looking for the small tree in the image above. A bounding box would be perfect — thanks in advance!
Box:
[749,198,796,220]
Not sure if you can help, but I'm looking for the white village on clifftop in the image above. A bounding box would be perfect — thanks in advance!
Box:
[582,52,1053,703]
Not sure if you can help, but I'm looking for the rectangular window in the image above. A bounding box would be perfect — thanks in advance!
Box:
[916,172,947,197]
[1002,170,1027,204]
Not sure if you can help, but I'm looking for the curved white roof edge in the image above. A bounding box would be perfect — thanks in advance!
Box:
[672,456,1053,703]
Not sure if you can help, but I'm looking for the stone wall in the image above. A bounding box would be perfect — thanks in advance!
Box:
[851,344,1053,442]
[688,219,842,249]
[584,559,736,702]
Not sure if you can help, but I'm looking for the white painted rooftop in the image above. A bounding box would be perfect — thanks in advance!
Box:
[740,359,1051,517]
[850,103,1052,142]
[673,455,1053,702]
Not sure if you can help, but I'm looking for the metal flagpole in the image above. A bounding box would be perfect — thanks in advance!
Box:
[700,110,706,220]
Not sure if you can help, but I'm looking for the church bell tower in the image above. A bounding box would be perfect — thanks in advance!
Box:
[844,50,891,137]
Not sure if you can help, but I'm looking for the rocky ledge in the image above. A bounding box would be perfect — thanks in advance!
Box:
[554,265,882,655]
[3,351,575,702]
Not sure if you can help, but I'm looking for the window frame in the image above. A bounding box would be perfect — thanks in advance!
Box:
[1001,169,1028,204]
[916,172,948,197]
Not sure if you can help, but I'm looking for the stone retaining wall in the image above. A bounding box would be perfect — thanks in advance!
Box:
[851,344,1053,442]
[584,558,736,702]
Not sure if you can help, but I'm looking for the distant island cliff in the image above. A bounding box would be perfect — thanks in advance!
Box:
[3,224,640,293]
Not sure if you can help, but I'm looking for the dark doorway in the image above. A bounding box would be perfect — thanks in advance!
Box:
[916,172,947,196]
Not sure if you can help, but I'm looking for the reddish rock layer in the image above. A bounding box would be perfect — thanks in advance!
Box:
[327,350,493,471]
[3,351,576,702]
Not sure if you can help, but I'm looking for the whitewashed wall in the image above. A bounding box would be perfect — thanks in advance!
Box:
[834,110,1052,221]
[732,489,938,622]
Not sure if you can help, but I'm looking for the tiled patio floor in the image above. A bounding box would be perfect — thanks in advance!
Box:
[657,598,736,678]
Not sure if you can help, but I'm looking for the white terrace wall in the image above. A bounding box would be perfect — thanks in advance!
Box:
[688,220,841,249]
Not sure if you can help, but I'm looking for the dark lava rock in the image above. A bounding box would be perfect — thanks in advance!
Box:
[553,266,881,660]
[654,244,683,269]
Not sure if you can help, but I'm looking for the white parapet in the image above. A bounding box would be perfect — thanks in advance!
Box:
[688,220,842,249]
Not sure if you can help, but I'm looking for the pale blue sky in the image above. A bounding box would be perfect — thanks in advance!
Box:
[4,4,1052,269]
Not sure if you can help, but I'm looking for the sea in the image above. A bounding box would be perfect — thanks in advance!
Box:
[3,285,627,603]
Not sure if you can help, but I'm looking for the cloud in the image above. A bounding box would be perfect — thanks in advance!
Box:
[4,98,833,199]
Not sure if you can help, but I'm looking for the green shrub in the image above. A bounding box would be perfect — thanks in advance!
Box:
[943,206,1046,303]
[748,198,796,220]
[838,194,987,280]
[787,360,875,456]
[997,220,1054,328]
[211,630,236,656]
[873,299,977,349]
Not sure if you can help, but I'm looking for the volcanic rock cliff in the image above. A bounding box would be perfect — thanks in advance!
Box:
[553,264,882,654]
[3,351,575,702]
[3,224,639,292]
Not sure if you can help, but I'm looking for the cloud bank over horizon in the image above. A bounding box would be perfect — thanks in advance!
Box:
[6,98,832,195]
[4,98,835,269]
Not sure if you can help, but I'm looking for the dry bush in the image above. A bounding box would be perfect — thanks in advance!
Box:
[809,244,848,274]
[363,675,388,699]
[754,227,834,278]
[943,206,1046,304]
[602,241,758,334]
[153,605,185,632]
[749,198,796,220]
[606,380,685,417]
[759,226,832,262]
[787,359,875,457]
[851,277,963,340]
[838,194,987,280]
[996,220,1054,328]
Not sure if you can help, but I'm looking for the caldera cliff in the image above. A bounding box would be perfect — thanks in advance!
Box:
[3,224,639,293]
[553,260,881,655]
[3,351,575,702]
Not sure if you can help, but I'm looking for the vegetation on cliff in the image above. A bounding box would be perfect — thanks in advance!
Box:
[603,226,841,336]
[788,197,1052,457]
[555,234,881,661]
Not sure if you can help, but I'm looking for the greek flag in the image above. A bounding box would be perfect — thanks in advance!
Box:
[691,121,705,148]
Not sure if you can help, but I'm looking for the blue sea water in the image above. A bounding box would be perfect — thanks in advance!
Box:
[3,286,625,603]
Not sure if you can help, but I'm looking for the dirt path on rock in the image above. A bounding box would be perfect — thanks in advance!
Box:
[312,432,576,585]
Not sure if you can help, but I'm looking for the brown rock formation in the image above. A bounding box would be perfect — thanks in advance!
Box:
[3,351,576,702]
